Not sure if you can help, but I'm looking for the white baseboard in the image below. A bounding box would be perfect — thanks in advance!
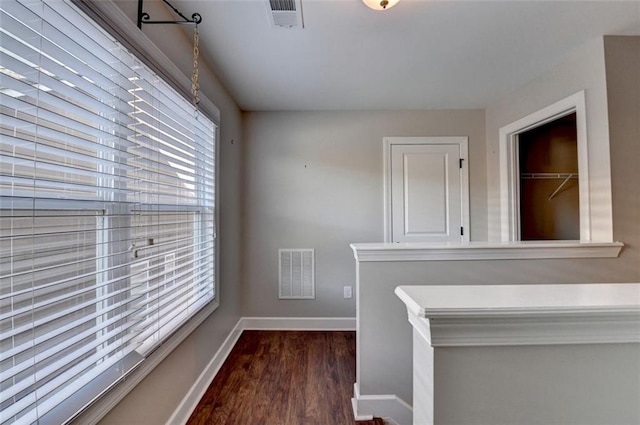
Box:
[352,383,374,421]
[165,319,243,425]
[240,316,356,331]
[168,316,357,424]
[352,383,413,425]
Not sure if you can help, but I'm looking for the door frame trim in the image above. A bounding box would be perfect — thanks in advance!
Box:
[498,91,592,242]
[383,137,470,243]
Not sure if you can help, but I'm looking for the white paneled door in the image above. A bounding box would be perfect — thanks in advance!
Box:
[384,137,469,243]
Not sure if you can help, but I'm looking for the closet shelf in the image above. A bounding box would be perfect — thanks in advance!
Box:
[520,173,578,179]
[520,173,578,200]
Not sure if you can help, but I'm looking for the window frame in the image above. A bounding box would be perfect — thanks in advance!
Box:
[75,144,220,420]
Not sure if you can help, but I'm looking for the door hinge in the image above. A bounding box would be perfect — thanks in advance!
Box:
[460,227,464,236]
[459,158,465,169]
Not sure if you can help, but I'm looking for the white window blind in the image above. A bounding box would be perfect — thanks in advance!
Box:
[0,1,216,424]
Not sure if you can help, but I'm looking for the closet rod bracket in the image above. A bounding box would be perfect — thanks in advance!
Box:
[548,174,576,200]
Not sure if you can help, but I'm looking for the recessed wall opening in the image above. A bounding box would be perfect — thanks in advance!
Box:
[498,91,606,243]
[517,112,579,240]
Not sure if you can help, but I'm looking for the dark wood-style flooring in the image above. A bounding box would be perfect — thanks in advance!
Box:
[186,331,386,425]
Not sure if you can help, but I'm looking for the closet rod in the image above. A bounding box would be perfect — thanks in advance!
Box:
[520,173,578,180]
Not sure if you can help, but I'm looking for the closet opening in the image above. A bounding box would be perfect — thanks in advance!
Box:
[517,112,579,240]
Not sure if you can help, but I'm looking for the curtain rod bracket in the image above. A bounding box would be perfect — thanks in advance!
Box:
[137,0,202,29]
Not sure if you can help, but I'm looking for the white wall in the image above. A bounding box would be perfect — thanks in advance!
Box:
[92,2,245,424]
[356,36,640,411]
[241,110,486,317]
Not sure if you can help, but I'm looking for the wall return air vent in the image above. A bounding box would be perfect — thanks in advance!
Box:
[279,249,315,299]
[267,0,304,28]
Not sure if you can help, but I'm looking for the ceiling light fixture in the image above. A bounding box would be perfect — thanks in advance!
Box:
[362,0,400,11]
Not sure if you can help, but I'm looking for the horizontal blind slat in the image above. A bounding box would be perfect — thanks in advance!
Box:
[0,52,133,127]
[0,3,133,95]
[0,90,134,141]
[0,311,131,383]
[0,320,135,404]
[0,114,125,158]
[1,304,128,370]
[1,282,132,341]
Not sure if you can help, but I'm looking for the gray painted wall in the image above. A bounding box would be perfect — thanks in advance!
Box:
[95,3,244,425]
[241,110,486,317]
[486,38,613,242]
[357,36,640,406]
[605,36,640,280]
[433,343,640,424]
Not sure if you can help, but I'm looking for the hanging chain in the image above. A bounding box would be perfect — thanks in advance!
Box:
[191,24,200,110]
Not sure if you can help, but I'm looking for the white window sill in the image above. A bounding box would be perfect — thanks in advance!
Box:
[350,241,624,262]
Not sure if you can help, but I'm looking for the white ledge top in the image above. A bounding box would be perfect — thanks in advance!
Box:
[395,283,640,319]
[350,241,623,262]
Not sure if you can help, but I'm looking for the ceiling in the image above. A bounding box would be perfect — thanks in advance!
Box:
[168,0,639,111]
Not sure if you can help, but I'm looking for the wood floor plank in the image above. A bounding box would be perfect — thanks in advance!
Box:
[186,331,386,425]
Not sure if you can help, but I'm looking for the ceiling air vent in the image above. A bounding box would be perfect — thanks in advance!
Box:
[267,0,304,29]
